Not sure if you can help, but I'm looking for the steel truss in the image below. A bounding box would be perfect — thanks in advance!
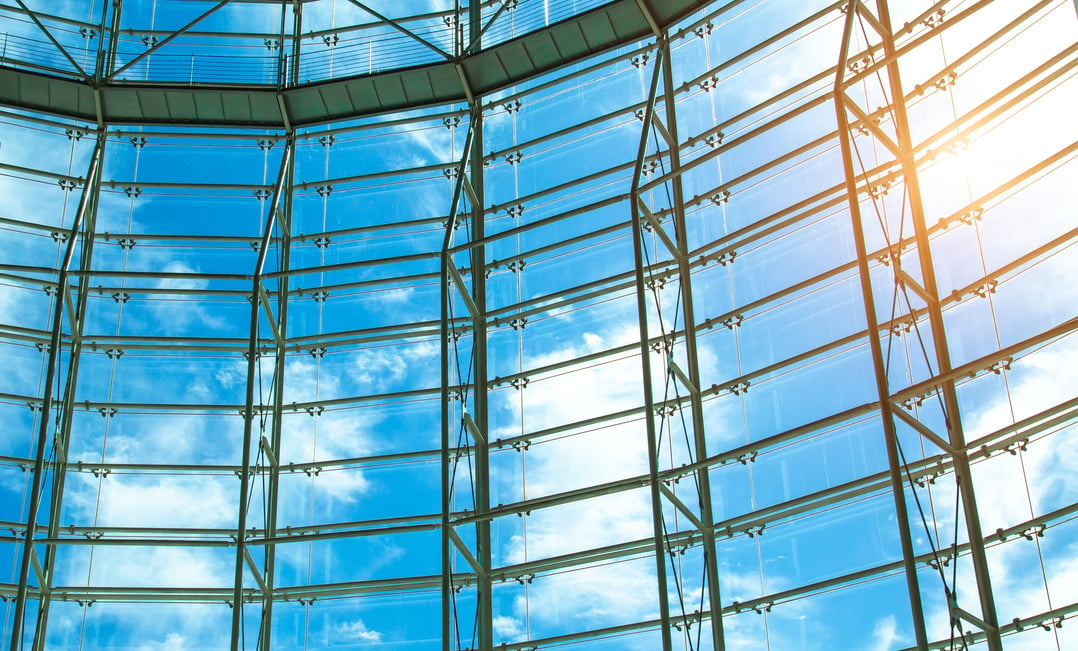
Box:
[1,1,1076,650]
[834,2,1002,648]
[628,35,725,650]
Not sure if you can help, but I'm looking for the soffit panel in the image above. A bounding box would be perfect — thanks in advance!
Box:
[496,41,535,80]
[165,91,198,121]
[578,11,618,48]
[136,90,169,121]
[522,31,563,70]
[399,69,436,105]
[193,92,226,122]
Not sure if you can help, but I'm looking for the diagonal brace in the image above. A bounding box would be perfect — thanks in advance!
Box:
[896,268,937,307]
[658,483,706,534]
[243,547,269,594]
[840,91,900,156]
[637,197,686,264]
[257,284,284,346]
[463,412,486,445]
[465,0,515,54]
[447,526,485,577]
[109,0,231,80]
[346,0,453,61]
[951,602,997,634]
[667,359,700,396]
[853,1,888,40]
[447,262,481,321]
[259,435,279,468]
[13,0,88,78]
[891,404,956,455]
[29,547,49,596]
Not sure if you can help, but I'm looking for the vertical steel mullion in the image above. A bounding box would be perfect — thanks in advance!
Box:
[231,137,294,651]
[290,3,302,87]
[258,147,294,651]
[466,3,492,648]
[30,133,106,651]
[873,2,1001,646]
[657,39,726,650]
[442,121,476,651]
[275,0,287,88]
[102,0,122,81]
[92,0,110,81]
[9,134,105,651]
[440,242,451,651]
[632,45,674,651]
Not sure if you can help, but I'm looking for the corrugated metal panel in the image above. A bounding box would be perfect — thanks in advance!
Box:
[249,94,281,124]
[137,90,169,120]
[48,79,81,116]
[606,1,651,40]
[18,73,50,107]
[463,50,507,90]
[102,87,141,121]
[317,83,353,117]
[288,87,328,123]
[428,65,462,100]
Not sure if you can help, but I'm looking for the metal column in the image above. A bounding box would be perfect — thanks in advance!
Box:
[258,4,301,646]
[230,135,294,651]
[440,108,485,651]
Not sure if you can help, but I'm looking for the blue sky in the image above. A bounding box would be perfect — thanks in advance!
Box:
[1,0,1077,649]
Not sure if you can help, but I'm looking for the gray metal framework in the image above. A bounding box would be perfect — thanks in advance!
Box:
[0,0,1076,649]
[0,0,708,127]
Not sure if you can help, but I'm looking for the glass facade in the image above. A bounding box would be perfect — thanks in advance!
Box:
[0,1,1076,649]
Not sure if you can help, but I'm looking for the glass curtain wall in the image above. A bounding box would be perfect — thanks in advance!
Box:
[0,0,1076,649]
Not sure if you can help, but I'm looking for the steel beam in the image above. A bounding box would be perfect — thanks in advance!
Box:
[11,0,88,79]
[345,0,453,62]
[107,1,233,81]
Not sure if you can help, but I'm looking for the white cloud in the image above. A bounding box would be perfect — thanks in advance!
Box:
[865,614,902,651]
[334,618,384,643]
[492,614,524,640]
[484,322,707,640]
[146,260,227,335]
